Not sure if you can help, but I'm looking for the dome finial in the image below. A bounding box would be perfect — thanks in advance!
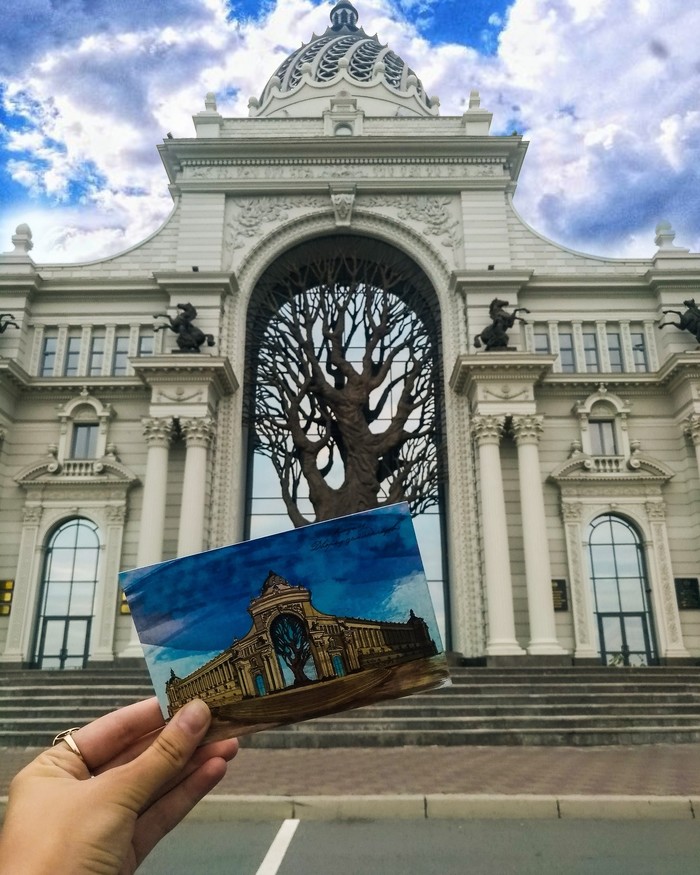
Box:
[330,0,359,32]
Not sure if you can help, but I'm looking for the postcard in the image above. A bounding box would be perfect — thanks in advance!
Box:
[120,503,451,743]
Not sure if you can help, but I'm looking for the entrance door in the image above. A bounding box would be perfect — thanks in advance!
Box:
[37,616,92,669]
[597,612,654,666]
[33,518,100,670]
[587,514,658,667]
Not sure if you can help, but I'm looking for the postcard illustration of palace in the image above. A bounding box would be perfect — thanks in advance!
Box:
[120,503,450,742]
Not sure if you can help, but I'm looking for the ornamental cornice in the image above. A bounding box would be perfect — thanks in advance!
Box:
[152,271,238,297]
[655,351,700,390]
[182,156,508,167]
[538,376,663,397]
[549,453,673,485]
[132,356,238,398]
[450,353,555,396]
[14,457,139,488]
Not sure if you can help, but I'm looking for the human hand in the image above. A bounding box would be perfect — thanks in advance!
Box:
[0,697,238,875]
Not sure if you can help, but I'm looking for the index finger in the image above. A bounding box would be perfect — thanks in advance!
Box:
[71,698,166,771]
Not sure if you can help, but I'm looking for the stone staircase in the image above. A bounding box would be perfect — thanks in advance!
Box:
[0,668,154,747]
[2,665,700,748]
[243,665,700,748]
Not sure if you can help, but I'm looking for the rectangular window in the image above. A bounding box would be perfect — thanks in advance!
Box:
[137,333,154,356]
[590,420,617,455]
[112,334,130,376]
[64,336,81,376]
[607,332,623,373]
[40,336,57,376]
[71,424,98,459]
[88,335,105,376]
[631,331,648,372]
[583,330,599,372]
[558,331,575,373]
[534,330,550,354]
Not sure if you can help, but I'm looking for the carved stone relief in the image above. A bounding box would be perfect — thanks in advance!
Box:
[361,194,462,252]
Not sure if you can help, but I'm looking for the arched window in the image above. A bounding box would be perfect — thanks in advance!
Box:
[33,518,100,669]
[586,514,657,666]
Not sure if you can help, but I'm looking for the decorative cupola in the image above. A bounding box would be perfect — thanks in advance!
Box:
[248,0,440,119]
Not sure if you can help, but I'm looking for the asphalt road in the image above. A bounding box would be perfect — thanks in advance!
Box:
[140,818,700,875]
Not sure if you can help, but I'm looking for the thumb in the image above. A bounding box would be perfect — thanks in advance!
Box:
[119,699,212,810]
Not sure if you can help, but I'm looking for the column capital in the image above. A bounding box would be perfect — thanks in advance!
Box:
[511,414,544,444]
[471,414,506,445]
[561,501,583,523]
[180,416,215,448]
[142,417,174,448]
[684,414,700,445]
[645,500,667,521]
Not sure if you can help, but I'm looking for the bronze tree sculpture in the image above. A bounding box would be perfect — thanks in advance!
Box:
[246,238,441,526]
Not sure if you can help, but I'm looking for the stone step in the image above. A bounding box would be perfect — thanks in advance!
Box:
[240,725,700,748]
[283,713,700,730]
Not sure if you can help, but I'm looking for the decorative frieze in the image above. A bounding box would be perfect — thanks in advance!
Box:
[182,157,506,184]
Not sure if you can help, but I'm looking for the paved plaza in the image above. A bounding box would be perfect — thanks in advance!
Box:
[3,741,700,819]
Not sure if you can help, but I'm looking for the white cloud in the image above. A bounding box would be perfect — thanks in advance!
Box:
[0,0,698,262]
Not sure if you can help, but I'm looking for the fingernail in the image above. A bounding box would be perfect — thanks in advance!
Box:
[176,699,210,733]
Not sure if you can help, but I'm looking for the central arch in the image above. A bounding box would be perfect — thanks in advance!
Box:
[243,233,449,642]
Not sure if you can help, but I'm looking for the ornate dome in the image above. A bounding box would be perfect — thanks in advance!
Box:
[250,1,436,118]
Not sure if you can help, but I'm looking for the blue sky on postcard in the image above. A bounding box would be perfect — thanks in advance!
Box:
[1,0,698,261]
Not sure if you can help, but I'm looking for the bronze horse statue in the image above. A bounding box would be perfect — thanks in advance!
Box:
[474,298,530,350]
[658,299,700,344]
[154,303,215,353]
[0,313,19,334]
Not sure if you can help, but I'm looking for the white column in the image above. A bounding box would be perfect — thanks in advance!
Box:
[136,418,173,568]
[472,415,524,656]
[512,415,566,655]
[0,506,43,663]
[121,419,173,660]
[177,417,215,557]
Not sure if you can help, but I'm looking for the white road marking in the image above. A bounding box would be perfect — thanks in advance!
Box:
[254,818,300,875]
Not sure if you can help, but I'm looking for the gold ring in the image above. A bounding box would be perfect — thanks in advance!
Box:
[52,728,87,766]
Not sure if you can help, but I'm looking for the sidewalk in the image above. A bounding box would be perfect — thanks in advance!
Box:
[3,742,700,819]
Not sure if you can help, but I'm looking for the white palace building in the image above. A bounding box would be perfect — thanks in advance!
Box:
[1,1,700,671]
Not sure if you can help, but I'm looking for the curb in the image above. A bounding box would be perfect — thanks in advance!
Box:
[178,794,699,822]
[3,794,697,823]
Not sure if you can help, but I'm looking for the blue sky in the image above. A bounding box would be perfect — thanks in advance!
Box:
[120,503,441,704]
[0,0,698,262]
